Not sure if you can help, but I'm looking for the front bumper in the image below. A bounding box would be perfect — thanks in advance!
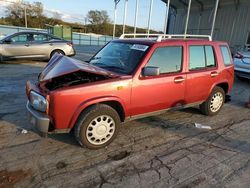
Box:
[26,101,50,134]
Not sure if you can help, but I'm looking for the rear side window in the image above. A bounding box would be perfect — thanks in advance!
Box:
[34,34,48,42]
[220,46,232,65]
[146,46,182,74]
[189,45,216,70]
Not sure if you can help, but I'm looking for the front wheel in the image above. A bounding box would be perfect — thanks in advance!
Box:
[74,104,120,149]
[200,86,225,116]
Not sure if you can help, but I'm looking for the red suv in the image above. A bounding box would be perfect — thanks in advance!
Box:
[26,35,234,149]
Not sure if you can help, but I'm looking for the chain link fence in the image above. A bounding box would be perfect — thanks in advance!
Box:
[0,24,113,46]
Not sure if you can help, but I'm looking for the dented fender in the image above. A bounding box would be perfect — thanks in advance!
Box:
[67,96,127,129]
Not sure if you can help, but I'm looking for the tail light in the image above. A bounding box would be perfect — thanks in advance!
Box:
[234,52,244,59]
[67,42,73,47]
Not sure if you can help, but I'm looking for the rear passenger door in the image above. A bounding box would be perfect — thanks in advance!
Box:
[29,34,52,58]
[185,44,219,104]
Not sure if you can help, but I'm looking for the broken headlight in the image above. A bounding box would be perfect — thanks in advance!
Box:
[30,91,48,112]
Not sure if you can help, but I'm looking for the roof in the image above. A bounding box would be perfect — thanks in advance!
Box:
[13,31,48,34]
[161,0,248,10]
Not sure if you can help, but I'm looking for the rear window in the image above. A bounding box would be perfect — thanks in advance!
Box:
[220,46,232,65]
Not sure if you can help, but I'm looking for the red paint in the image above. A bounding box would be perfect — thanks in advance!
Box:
[26,39,234,131]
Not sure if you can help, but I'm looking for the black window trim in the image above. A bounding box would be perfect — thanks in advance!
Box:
[189,45,217,71]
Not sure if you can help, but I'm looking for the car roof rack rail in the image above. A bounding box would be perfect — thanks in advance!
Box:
[119,34,212,42]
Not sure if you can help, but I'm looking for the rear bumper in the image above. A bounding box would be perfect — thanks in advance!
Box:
[235,70,250,79]
[26,101,50,134]
[67,47,76,57]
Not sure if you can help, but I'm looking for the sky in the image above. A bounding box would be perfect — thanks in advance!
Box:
[0,0,168,32]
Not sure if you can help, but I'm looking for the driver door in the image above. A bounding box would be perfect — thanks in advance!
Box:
[130,43,186,116]
[2,33,32,58]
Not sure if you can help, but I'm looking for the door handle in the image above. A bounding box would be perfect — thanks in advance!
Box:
[49,43,53,46]
[210,71,219,77]
[24,44,29,47]
[174,77,185,83]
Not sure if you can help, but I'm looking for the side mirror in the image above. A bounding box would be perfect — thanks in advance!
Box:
[141,66,160,77]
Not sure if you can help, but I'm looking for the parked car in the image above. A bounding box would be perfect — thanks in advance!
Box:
[234,49,250,79]
[0,33,6,40]
[0,31,75,61]
[26,35,234,149]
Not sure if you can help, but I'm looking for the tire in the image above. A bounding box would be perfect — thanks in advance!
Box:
[50,50,65,59]
[74,104,121,149]
[200,86,225,116]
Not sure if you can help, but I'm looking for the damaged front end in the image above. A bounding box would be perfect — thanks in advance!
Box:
[26,54,120,136]
[38,54,120,91]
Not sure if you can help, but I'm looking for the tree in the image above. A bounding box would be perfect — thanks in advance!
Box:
[86,10,110,25]
[4,1,44,27]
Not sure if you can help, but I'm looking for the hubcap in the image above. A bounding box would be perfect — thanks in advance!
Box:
[86,115,115,145]
[210,92,223,112]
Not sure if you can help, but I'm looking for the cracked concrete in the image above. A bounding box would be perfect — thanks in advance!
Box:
[0,46,250,187]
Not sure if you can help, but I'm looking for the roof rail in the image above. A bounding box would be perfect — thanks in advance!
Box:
[119,34,212,41]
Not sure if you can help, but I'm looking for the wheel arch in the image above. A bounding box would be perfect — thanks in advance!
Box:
[68,97,126,129]
[216,82,229,94]
[50,49,65,58]
[209,81,229,97]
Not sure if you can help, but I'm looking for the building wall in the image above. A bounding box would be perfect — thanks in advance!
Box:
[168,2,250,50]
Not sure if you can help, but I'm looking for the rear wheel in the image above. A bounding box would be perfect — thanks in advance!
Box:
[200,86,225,116]
[74,104,120,149]
[50,50,65,59]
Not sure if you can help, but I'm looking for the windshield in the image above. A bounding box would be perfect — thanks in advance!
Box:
[89,42,149,74]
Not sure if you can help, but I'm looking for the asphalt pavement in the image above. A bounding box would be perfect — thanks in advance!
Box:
[0,46,250,188]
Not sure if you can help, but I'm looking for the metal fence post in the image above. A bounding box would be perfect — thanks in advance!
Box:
[123,0,128,34]
[211,0,220,39]
[79,34,81,45]
[163,0,170,37]
[184,0,192,38]
[147,0,154,36]
[134,0,139,37]
[113,3,117,38]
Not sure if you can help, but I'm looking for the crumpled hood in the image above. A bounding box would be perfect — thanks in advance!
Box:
[39,54,120,82]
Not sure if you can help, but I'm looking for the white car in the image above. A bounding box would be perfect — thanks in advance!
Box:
[0,31,75,61]
[234,49,250,79]
[0,34,6,40]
